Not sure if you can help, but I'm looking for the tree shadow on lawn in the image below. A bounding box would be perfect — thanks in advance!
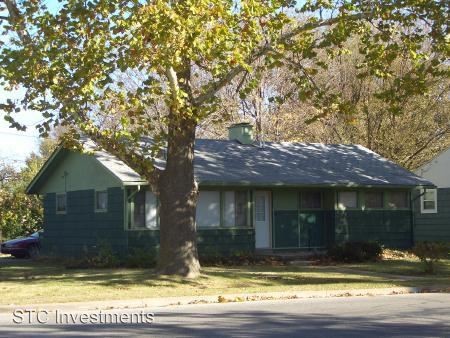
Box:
[0,259,409,290]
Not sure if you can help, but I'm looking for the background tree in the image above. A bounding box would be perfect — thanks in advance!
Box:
[226,38,450,170]
[1,0,448,276]
[0,138,57,242]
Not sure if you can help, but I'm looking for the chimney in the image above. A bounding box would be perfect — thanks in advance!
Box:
[228,122,254,145]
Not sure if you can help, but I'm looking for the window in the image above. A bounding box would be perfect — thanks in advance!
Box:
[301,192,322,209]
[95,191,108,211]
[338,191,358,209]
[387,191,409,209]
[223,191,235,227]
[365,191,384,209]
[56,193,67,213]
[235,191,249,227]
[133,190,146,228]
[196,191,221,228]
[130,190,159,229]
[255,195,266,222]
[145,191,158,229]
[421,189,437,214]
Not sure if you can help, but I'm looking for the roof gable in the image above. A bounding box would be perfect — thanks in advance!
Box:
[27,149,125,194]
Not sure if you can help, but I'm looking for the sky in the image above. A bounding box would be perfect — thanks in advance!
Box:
[0,0,62,168]
[0,87,42,168]
[0,0,309,168]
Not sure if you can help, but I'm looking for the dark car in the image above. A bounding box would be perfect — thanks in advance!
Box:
[0,230,43,258]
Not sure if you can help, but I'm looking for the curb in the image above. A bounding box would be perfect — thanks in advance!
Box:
[1,286,448,314]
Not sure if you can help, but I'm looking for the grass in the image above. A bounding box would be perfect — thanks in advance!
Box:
[343,257,450,283]
[0,256,449,305]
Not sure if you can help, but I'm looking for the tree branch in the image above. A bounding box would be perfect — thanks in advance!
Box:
[3,0,31,43]
[195,12,370,106]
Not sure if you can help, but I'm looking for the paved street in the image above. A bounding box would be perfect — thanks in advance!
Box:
[0,293,449,337]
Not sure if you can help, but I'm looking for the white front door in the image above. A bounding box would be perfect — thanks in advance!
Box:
[254,191,271,248]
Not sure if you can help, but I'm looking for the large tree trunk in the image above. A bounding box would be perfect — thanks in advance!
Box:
[157,115,200,278]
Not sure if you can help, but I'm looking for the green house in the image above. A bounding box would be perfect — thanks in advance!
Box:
[27,123,433,258]
[414,148,450,242]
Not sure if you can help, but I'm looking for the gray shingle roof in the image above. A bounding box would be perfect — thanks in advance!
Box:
[193,140,432,187]
[93,139,432,187]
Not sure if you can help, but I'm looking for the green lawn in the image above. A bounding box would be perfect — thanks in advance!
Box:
[344,257,450,280]
[0,256,448,305]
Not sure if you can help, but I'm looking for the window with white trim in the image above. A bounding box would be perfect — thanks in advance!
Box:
[56,193,67,213]
[421,189,437,214]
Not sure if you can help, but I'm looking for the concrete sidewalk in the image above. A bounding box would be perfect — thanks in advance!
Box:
[2,286,446,314]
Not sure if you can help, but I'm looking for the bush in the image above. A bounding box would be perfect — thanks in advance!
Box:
[65,242,120,269]
[328,241,383,263]
[412,241,449,274]
[125,248,157,268]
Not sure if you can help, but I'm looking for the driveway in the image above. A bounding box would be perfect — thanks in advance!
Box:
[0,293,448,337]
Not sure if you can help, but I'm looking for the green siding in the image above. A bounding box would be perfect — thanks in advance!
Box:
[414,188,450,242]
[38,150,122,194]
[128,229,255,257]
[335,210,412,248]
[41,187,127,257]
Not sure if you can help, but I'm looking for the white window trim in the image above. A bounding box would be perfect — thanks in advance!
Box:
[56,193,67,214]
[420,189,437,214]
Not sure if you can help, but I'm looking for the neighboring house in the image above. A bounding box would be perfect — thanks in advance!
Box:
[27,123,433,258]
[415,149,450,242]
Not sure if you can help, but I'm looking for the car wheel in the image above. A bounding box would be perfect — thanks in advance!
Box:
[13,254,26,259]
[28,245,40,259]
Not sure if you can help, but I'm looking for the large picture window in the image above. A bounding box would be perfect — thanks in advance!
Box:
[196,191,221,228]
[421,189,437,214]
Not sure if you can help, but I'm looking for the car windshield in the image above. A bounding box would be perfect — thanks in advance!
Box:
[30,232,40,238]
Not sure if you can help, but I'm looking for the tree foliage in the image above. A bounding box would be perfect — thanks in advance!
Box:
[0,139,56,241]
[217,37,449,170]
[1,0,448,276]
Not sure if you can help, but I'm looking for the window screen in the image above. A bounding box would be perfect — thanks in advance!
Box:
[301,192,322,209]
[338,191,357,209]
[387,191,408,209]
[365,191,383,208]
